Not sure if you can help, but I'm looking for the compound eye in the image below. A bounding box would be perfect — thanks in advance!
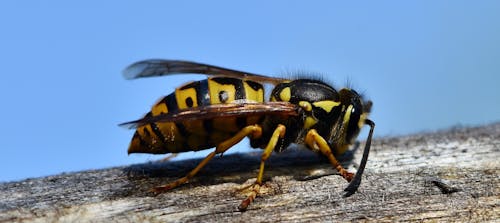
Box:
[345,103,362,143]
[351,106,360,116]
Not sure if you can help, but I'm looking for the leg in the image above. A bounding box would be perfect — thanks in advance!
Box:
[152,125,262,193]
[159,153,178,162]
[305,129,354,182]
[239,124,286,211]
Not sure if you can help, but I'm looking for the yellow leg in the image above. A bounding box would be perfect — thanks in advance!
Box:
[159,153,178,162]
[305,129,354,182]
[239,124,286,211]
[151,124,262,193]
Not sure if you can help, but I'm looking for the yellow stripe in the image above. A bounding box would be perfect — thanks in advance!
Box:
[176,85,206,136]
[243,81,264,102]
[312,100,340,113]
[279,87,291,102]
[208,79,236,104]
[151,100,168,116]
[175,87,198,109]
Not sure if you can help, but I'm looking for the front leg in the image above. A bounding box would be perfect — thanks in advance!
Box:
[305,129,354,182]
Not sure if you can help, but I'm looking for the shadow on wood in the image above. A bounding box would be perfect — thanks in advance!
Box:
[120,145,353,199]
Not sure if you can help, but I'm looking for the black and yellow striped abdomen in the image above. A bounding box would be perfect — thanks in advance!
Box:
[127,77,265,154]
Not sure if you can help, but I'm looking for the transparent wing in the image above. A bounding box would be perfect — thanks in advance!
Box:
[123,59,288,84]
[120,101,298,129]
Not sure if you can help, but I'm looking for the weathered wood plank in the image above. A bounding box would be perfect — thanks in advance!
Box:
[1,123,499,222]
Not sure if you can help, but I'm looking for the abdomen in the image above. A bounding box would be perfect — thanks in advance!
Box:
[127,77,265,154]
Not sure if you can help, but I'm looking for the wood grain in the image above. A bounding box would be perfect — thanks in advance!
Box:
[1,123,499,222]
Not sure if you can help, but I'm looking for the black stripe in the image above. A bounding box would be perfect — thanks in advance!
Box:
[198,79,210,106]
[135,131,150,149]
[150,122,167,144]
[195,80,212,135]
[174,123,189,142]
[235,79,245,100]
[142,125,152,138]
[137,112,154,149]
[164,92,190,139]
[164,93,178,112]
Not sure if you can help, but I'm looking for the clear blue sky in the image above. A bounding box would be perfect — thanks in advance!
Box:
[1,1,499,182]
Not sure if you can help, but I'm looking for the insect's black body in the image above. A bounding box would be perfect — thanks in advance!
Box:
[251,80,336,150]
[121,59,375,211]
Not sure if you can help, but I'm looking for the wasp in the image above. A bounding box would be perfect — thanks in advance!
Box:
[120,60,375,211]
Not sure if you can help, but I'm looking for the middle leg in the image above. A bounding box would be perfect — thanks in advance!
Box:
[238,124,286,211]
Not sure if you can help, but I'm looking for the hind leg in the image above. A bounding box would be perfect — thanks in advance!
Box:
[151,125,262,193]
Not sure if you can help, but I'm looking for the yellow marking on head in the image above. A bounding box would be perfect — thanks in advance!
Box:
[151,101,168,116]
[243,81,264,102]
[175,87,198,109]
[208,79,236,104]
[304,116,318,129]
[313,100,341,113]
[279,87,291,102]
[343,105,353,125]
[299,101,312,112]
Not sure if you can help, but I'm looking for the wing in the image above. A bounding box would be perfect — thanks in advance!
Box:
[120,101,299,129]
[123,59,289,84]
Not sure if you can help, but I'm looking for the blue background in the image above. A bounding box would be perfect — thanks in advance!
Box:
[1,1,499,182]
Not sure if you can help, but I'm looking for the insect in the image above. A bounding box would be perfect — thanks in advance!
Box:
[120,59,375,211]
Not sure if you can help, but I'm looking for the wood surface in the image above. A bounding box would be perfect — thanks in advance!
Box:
[1,123,499,222]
